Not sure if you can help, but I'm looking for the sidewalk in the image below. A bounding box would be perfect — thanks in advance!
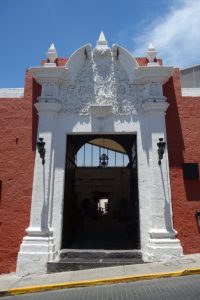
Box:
[0,253,200,297]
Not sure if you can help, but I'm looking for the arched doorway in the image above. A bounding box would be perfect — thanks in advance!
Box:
[62,134,140,250]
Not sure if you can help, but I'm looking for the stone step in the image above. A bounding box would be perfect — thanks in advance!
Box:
[59,249,142,260]
[47,249,143,273]
[47,259,143,273]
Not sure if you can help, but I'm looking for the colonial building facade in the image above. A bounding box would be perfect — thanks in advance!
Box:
[0,33,199,275]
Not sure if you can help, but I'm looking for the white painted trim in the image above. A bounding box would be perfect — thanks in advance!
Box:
[17,38,183,275]
[0,88,24,98]
[181,88,200,97]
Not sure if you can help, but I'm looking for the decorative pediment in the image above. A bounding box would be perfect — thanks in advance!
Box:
[30,33,173,116]
[59,51,144,115]
[59,33,143,115]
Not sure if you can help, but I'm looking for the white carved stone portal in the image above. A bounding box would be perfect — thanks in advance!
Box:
[16,33,183,275]
[59,52,143,115]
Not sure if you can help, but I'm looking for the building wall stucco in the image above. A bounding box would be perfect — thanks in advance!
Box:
[164,69,200,254]
[0,71,40,274]
[15,39,183,275]
[0,50,199,274]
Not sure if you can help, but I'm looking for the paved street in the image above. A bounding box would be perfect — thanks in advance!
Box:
[2,275,200,300]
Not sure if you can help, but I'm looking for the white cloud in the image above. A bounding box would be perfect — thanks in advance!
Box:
[133,0,200,68]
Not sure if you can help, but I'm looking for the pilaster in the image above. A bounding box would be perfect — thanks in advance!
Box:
[142,101,183,262]
[16,101,61,275]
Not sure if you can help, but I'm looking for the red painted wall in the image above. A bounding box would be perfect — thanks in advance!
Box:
[164,69,200,253]
[0,58,65,274]
[0,71,40,274]
[0,59,199,274]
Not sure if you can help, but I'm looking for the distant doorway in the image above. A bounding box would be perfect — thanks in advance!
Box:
[62,134,140,250]
[98,197,109,215]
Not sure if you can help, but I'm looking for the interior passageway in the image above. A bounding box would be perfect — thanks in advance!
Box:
[62,134,140,250]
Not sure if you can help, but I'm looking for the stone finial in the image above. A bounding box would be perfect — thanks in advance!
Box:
[148,42,155,51]
[147,42,159,66]
[46,43,58,63]
[96,31,108,48]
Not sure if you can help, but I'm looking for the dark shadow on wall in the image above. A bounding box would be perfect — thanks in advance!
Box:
[184,180,200,201]
[164,70,185,167]
[32,78,40,150]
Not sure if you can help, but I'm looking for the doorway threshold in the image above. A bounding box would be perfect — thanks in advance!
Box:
[47,249,143,273]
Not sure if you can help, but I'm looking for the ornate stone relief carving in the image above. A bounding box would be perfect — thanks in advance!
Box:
[40,82,60,104]
[143,82,166,103]
[149,82,162,97]
[43,83,56,97]
[37,46,167,115]
[59,48,145,115]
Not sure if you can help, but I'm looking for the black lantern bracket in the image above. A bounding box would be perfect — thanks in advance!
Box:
[37,137,46,164]
[157,138,166,165]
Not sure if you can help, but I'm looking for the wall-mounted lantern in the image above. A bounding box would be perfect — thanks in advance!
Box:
[195,210,200,231]
[37,138,46,164]
[99,153,109,168]
[157,138,166,165]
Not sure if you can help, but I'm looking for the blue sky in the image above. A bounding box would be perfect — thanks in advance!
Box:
[1,0,200,88]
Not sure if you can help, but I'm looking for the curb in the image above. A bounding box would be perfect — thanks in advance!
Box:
[0,267,200,297]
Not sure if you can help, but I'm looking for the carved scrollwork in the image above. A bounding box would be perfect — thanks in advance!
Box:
[59,49,144,115]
